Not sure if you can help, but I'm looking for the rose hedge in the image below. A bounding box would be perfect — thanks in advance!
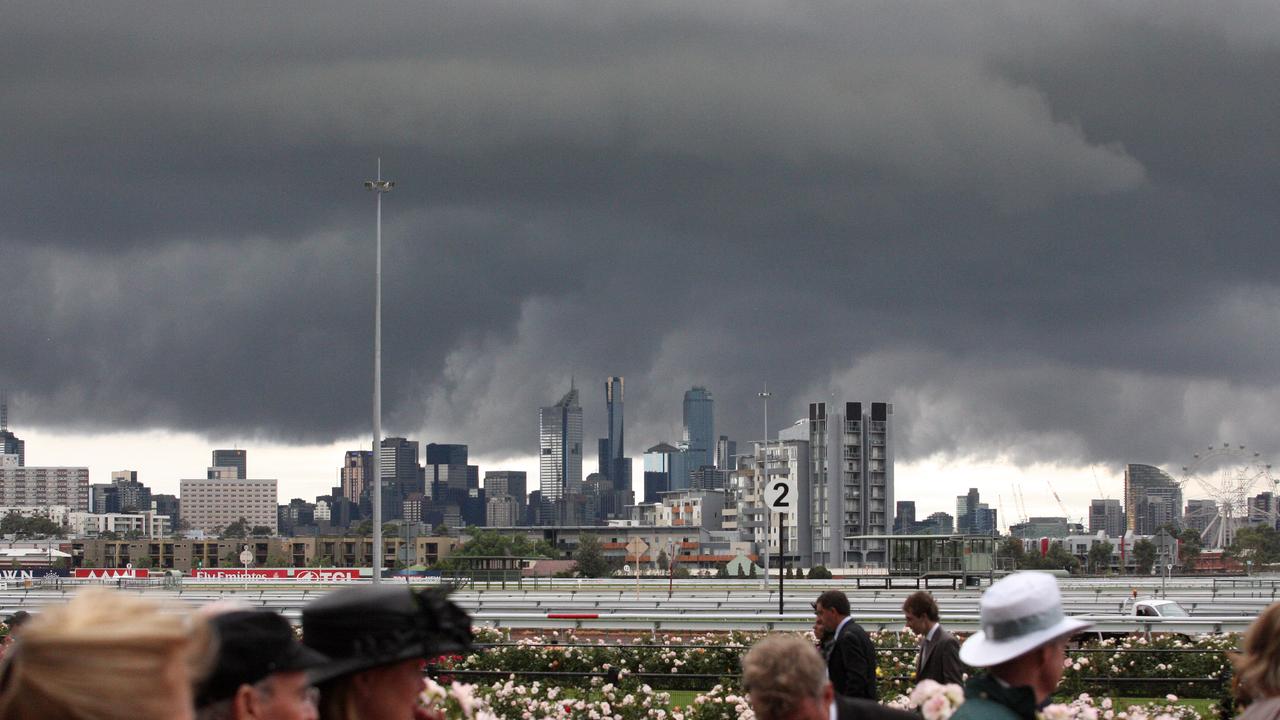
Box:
[440,628,1239,702]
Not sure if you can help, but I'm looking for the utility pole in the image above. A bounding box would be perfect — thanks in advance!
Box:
[365,161,394,584]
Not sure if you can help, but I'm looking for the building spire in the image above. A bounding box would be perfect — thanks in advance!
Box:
[1,390,7,432]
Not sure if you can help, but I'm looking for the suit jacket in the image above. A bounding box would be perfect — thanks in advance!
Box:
[914,624,964,686]
[834,695,918,720]
[826,617,878,700]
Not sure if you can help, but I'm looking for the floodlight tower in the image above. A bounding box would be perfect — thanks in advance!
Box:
[365,161,395,584]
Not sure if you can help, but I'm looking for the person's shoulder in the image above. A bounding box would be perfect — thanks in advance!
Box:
[834,696,917,720]
[949,696,1021,720]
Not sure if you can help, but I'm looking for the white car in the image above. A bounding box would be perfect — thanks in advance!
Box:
[1128,598,1190,618]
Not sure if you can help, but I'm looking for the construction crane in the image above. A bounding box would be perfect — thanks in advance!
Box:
[1092,465,1109,499]
[1043,477,1072,519]
[1011,484,1029,524]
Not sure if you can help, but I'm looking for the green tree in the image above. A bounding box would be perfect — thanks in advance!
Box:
[437,530,556,571]
[716,564,729,579]
[1038,544,1081,574]
[221,517,249,539]
[1178,529,1203,572]
[1088,541,1114,574]
[264,554,290,567]
[572,535,609,578]
[123,529,143,540]
[1133,538,1158,574]
[355,520,373,536]
[656,549,670,572]
[998,537,1026,570]
[133,555,155,569]
[736,564,746,578]
[1229,526,1280,566]
[250,526,273,537]
[796,567,806,580]
[808,565,832,580]
[749,563,759,579]
[0,512,62,538]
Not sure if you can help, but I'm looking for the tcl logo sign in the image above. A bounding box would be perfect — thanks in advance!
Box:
[293,569,359,581]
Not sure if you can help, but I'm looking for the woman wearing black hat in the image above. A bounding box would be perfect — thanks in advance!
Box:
[302,585,472,720]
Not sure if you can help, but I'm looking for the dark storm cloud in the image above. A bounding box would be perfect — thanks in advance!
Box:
[3,2,1280,471]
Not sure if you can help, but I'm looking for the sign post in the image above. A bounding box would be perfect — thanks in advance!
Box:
[240,545,253,590]
[764,474,796,616]
[625,537,649,600]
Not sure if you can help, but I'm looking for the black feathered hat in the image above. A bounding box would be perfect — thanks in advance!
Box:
[302,586,472,684]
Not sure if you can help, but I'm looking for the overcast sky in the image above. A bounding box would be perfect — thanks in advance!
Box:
[4,2,1279,519]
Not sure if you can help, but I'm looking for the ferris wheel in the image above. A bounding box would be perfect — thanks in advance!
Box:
[1180,443,1277,549]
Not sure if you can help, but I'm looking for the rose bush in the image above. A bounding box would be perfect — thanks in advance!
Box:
[446,628,1236,701]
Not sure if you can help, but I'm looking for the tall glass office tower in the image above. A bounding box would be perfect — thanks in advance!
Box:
[602,376,631,492]
[682,387,715,469]
[539,385,583,503]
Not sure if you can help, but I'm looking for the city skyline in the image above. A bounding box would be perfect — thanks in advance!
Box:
[9,401,1179,526]
[5,4,1280,529]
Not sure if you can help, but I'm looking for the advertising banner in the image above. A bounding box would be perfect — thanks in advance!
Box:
[0,567,71,579]
[191,568,359,581]
[72,568,150,579]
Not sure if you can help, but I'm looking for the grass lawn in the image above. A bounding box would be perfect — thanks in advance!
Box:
[1110,697,1218,717]
[666,690,1217,716]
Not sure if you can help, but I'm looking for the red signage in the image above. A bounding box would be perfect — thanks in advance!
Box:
[191,568,359,581]
[73,568,151,579]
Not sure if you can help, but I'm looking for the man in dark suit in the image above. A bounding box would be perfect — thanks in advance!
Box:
[743,634,916,720]
[903,590,965,686]
[814,589,878,700]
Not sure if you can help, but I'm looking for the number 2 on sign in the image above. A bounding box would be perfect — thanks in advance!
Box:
[772,481,789,507]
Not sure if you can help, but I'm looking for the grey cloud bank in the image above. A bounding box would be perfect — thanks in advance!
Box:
[2,2,1279,473]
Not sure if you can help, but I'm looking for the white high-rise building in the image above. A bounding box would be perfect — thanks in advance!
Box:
[0,467,89,511]
[539,385,583,504]
[179,477,278,535]
[808,401,894,568]
[736,440,811,567]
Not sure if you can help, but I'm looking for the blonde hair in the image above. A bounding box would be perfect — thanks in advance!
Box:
[0,588,213,720]
[1234,602,1280,704]
[742,634,828,720]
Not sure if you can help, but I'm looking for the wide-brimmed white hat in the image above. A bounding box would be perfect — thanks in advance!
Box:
[959,571,1093,667]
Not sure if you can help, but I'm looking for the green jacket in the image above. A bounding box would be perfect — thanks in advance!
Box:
[948,674,1039,720]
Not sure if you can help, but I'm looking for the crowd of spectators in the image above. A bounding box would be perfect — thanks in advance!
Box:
[0,574,1276,719]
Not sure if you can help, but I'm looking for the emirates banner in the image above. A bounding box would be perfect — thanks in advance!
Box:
[191,568,359,581]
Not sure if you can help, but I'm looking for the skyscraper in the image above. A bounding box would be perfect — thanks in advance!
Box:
[539,384,583,505]
[683,387,715,469]
[1123,463,1182,534]
[894,500,916,534]
[807,401,894,568]
[341,450,373,505]
[378,437,419,519]
[715,436,737,470]
[604,377,624,482]
[0,395,23,467]
[643,442,678,502]
[1089,499,1124,537]
[211,449,247,479]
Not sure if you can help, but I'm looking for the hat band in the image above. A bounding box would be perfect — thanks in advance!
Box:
[983,606,1064,641]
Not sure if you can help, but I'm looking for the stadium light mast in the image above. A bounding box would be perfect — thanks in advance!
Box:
[365,160,395,585]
